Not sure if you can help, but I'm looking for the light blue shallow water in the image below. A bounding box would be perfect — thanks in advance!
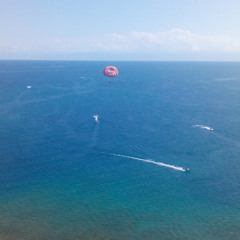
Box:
[0,61,240,240]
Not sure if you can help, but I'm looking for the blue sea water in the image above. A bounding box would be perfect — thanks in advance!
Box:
[0,60,240,240]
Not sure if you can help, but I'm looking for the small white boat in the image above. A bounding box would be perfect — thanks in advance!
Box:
[93,114,99,121]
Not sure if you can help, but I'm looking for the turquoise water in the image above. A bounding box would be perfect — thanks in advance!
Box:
[0,61,240,240]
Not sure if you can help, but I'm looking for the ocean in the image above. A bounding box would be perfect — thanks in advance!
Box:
[0,60,240,240]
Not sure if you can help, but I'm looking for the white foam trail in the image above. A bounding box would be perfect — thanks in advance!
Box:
[193,125,214,131]
[89,122,99,148]
[15,89,29,104]
[110,153,186,171]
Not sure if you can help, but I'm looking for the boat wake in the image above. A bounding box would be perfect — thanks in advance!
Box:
[89,120,99,148]
[214,77,237,82]
[109,153,187,172]
[193,125,214,131]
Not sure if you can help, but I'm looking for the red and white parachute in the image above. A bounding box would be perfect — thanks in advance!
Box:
[103,66,118,77]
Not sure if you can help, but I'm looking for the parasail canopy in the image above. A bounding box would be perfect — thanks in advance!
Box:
[103,66,118,77]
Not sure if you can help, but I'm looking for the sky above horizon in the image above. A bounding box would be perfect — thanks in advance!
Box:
[1,0,240,61]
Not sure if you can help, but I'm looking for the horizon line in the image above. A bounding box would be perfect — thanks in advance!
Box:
[1,59,240,63]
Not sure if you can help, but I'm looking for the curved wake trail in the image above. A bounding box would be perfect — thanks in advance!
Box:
[193,125,214,131]
[110,153,186,171]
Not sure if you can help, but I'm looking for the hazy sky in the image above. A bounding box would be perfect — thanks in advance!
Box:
[1,0,240,61]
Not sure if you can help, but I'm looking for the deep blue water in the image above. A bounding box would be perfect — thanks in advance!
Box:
[0,60,240,240]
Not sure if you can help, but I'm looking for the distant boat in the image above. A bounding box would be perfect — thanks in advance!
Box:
[93,114,99,121]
